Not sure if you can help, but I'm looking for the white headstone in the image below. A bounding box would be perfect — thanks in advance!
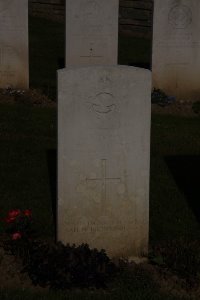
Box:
[65,0,119,66]
[152,0,200,101]
[57,66,151,259]
[0,0,29,89]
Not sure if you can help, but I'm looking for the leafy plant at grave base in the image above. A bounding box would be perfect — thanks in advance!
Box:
[21,240,118,290]
[2,209,118,290]
[151,88,176,107]
[149,239,200,288]
[192,101,200,115]
[2,209,36,258]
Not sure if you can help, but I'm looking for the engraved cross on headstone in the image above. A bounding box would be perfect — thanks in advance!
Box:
[80,45,102,59]
[65,0,119,65]
[86,159,121,209]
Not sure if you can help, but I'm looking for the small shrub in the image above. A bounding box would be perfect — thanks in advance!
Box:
[151,89,176,106]
[21,240,117,290]
[2,210,117,289]
[4,209,33,237]
[3,209,36,258]
[192,101,200,115]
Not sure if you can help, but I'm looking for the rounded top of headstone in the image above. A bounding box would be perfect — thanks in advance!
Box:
[0,1,13,13]
[168,5,192,29]
[58,65,151,76]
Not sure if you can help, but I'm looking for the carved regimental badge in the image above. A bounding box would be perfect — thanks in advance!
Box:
[168,5,192,29]
[86,90,120,129]
[88,92,116,115]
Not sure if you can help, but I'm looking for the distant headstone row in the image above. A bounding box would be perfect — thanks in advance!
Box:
[0,0,199,102]
[0,0,28,89]
[152,0,200,101]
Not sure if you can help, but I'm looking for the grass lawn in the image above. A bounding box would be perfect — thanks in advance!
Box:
[0,103,56,237]
[0,16,200,299]
[150,115,200,244]
[1,103,200,242]
[1,103,198,299]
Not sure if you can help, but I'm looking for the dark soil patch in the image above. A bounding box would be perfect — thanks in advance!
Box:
[142,263,200,300]
[152,101,199,117]
[0,246,48,293]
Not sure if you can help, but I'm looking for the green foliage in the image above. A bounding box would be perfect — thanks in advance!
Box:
[151,89,176,106]
[2,209,36,258]
[2,208,117,290]
[0,103,56,237]
[4,209,34,239]
[3,238,31,262]
[21,240,117,290]
[192,101,200,115]
[149,255,165,266]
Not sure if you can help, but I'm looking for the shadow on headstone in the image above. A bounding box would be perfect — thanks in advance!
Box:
[57,57,65,69]
[165,155,200,223]
[46,149,57,238]
[128,62,151,70]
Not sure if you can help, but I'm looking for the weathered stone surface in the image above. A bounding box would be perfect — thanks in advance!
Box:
[152,0,200,101]
[65,0,119,65]
[0,0,29,89]
[57,66,151,258]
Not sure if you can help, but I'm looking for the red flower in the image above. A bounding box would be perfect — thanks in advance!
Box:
[12,232,22,240]
[23,209,32,217]
[5,209,21,223]
[5,217,15,223]
[8,209,21,219]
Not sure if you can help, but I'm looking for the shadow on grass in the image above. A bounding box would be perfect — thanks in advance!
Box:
[46,149,57,239]
[165,155,200,223]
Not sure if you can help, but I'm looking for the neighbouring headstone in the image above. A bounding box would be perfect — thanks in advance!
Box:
[65,0,119,66]
[152,0,200,101]
[57,66,151,258]
[0,0,29,89]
